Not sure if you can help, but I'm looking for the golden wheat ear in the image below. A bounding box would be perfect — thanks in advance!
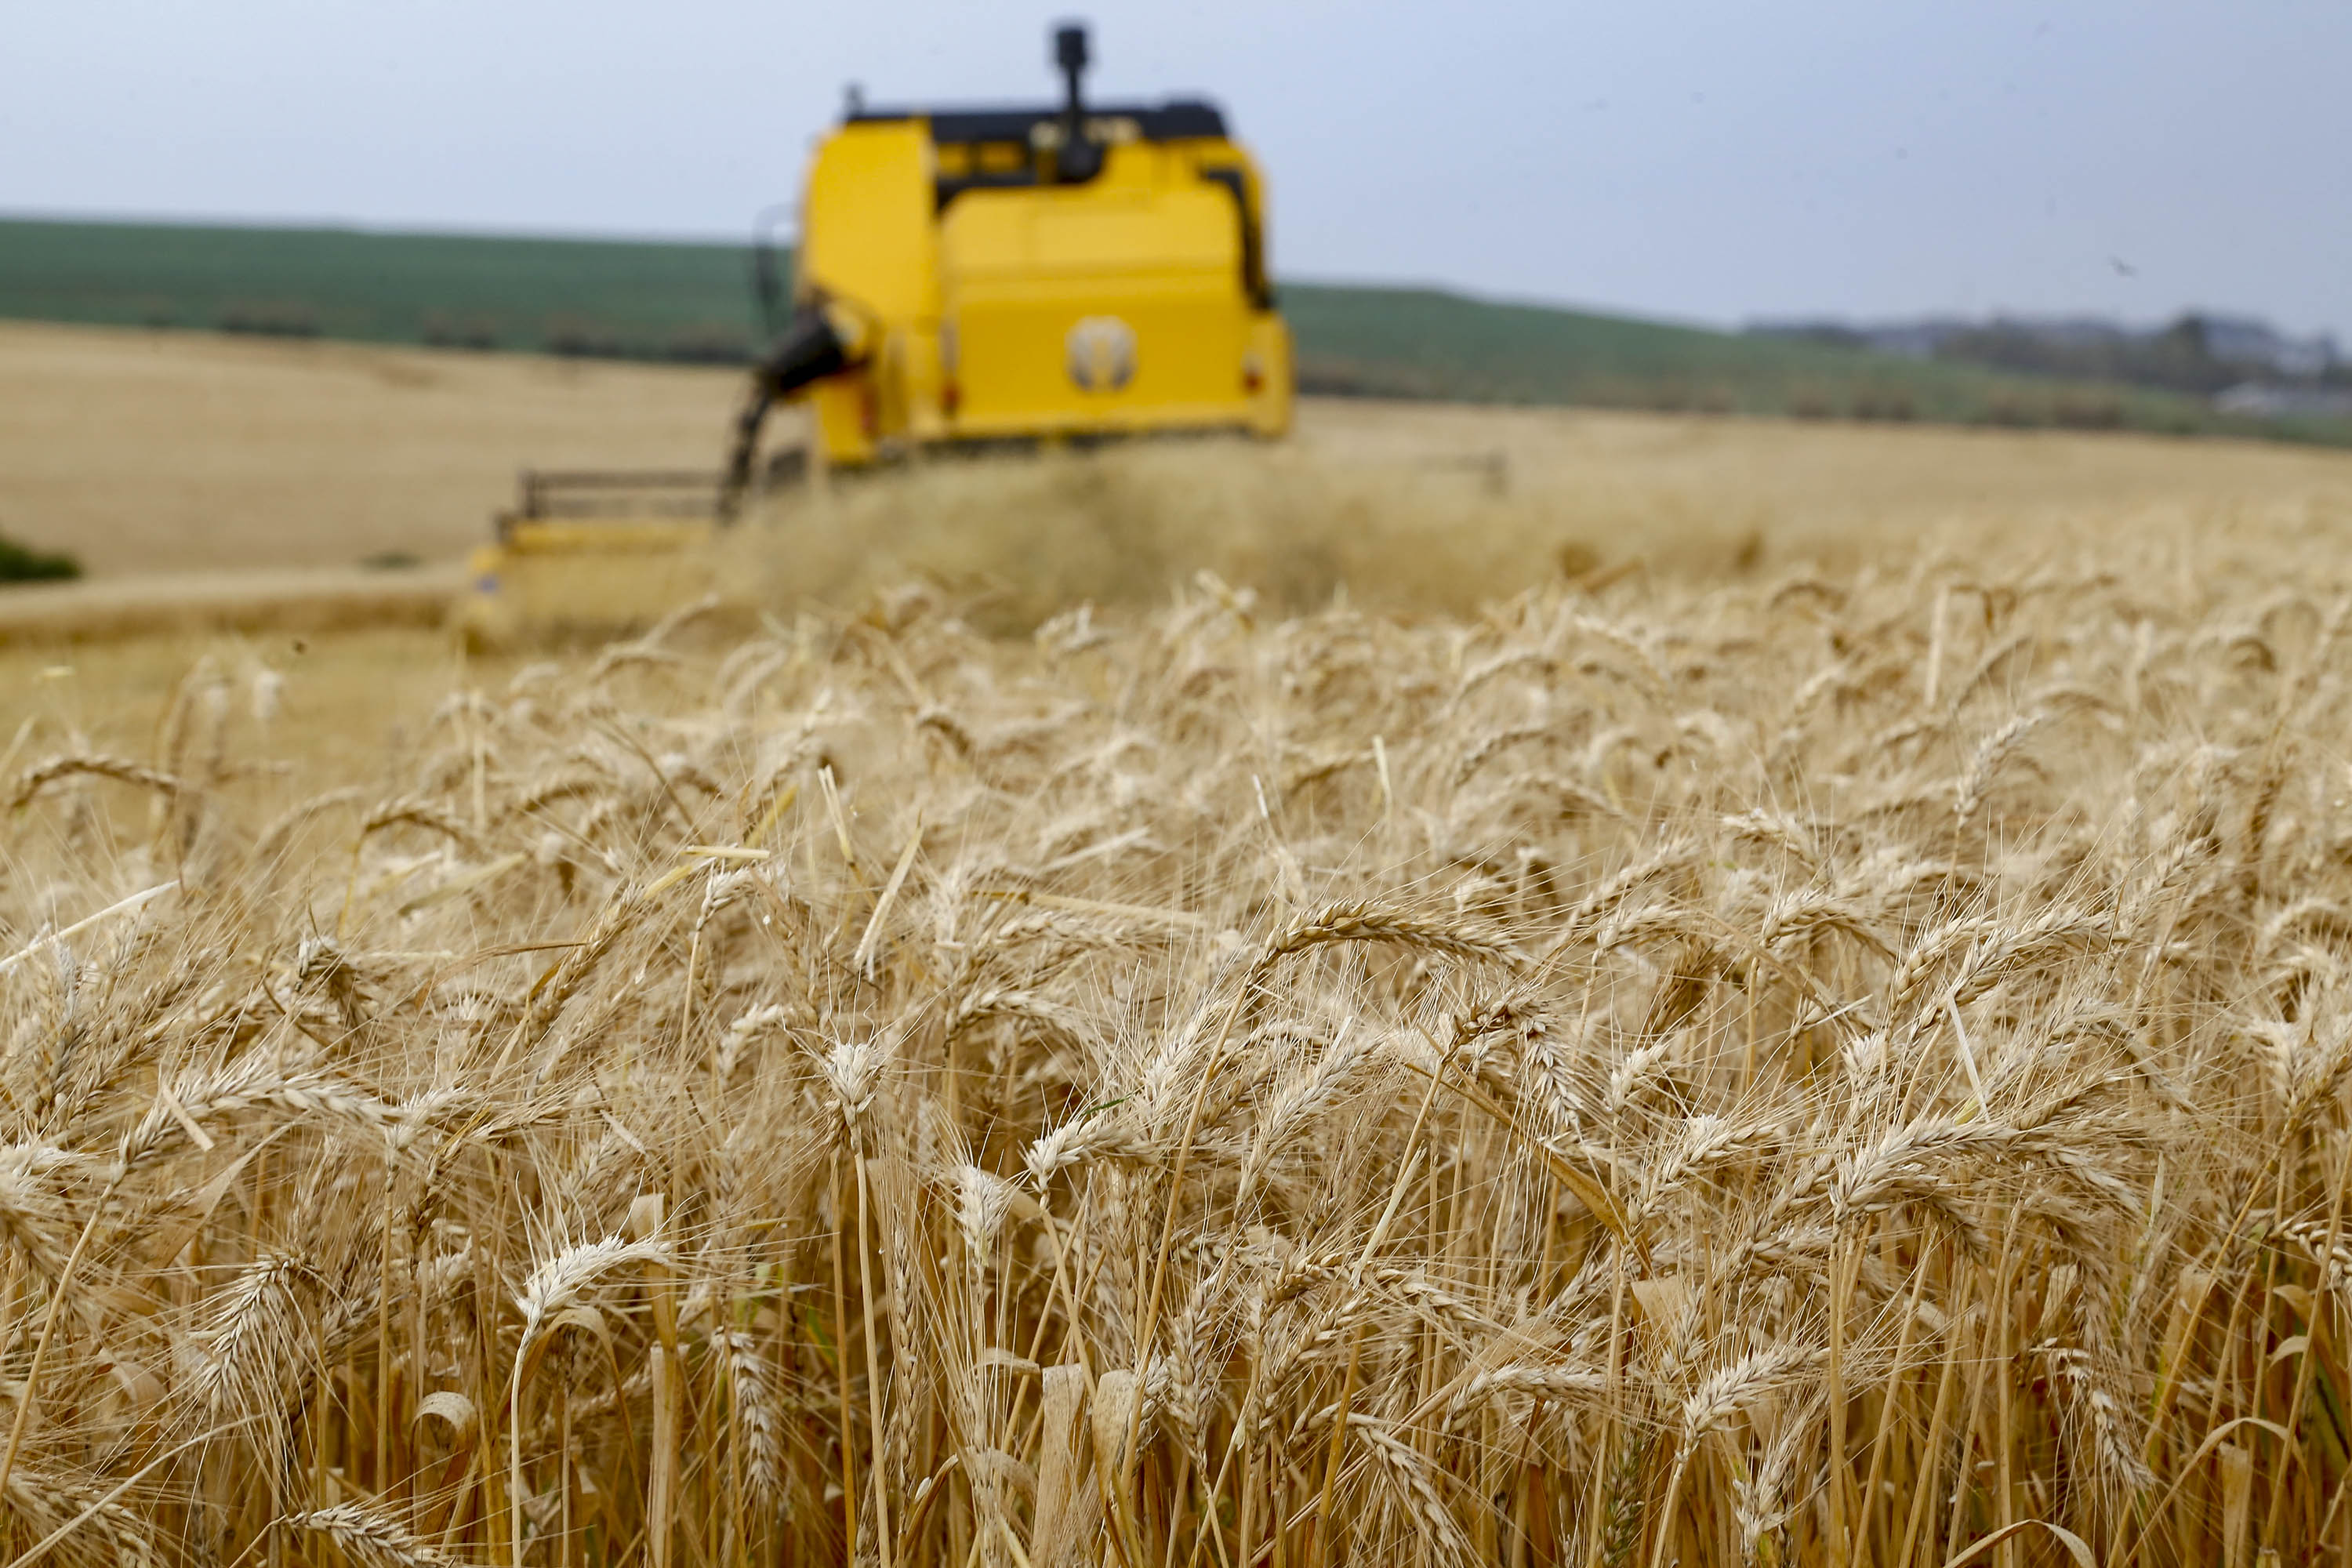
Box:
[9,510,2350,1567]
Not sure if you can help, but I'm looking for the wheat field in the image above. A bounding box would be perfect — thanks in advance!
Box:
[8,481,2352,1568]
[11,317,2352,589]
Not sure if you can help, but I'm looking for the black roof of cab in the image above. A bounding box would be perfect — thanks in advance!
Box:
[847,100,1229,143]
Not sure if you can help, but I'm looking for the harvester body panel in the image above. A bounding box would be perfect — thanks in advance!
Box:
[786,84,1292,468]
[943,154,1256,434]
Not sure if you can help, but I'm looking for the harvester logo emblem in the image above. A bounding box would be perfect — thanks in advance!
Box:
[1065,316,1137,392]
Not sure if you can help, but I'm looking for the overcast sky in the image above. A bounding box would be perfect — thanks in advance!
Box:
[8,0,2349,340]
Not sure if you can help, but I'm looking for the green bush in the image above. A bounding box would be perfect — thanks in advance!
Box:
[0,532,82,583]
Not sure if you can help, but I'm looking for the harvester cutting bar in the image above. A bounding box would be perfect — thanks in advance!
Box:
[506,470,727,531]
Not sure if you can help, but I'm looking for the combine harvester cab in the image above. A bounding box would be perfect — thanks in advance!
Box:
[461,21,1292,643]
[768,20,1294,473]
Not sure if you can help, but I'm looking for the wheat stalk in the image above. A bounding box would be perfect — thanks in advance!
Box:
[2,531,2347,1566]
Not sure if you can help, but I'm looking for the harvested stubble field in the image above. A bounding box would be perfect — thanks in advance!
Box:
[12,492,2352,1568]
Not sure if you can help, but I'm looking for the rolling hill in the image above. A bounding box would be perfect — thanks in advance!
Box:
[2,216,2340,445]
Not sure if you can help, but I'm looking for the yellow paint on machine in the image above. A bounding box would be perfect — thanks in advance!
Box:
[795,110,1291,466]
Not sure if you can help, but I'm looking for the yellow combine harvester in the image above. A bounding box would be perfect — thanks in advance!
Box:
[463,22,1291,641]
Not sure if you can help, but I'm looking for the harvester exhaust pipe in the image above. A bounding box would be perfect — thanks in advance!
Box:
[1051,22,1102,183]
[1054,23,1088,115]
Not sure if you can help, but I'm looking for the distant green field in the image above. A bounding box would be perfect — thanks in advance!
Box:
[4,216,2340,445]
[0,220,757,358]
